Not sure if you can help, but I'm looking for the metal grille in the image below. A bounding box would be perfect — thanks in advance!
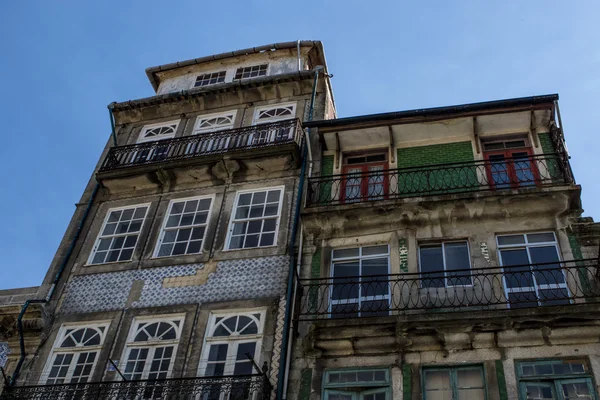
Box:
[306,153,574,207]
[296,259,600,320]
[1,373,271,400]
[100,119,302,172]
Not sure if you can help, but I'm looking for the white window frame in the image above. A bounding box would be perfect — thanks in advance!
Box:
[417,241,473,288]
[119,314,185,381]
[193,110,237,135]
[252,102,296,125]
[197,309,266,377]
[153,195,215,258]
[87,204,150,265]
[233,64,269,81]
[225,186,285,251]
[136,120,180,143]
[192,70,227,88]
[329,245,391,317]
[496,232,570,308]
[39,321,111,385]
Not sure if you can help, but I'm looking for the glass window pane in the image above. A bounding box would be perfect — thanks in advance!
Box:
[498,235,526,246]
[362,245,388,256]
[420,246,445,288]
[456,368,483,388]
[333,248,360,259]
[527,233,556,243]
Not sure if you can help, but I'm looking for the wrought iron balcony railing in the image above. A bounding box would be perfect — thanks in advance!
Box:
[306,153,574,207]
[296,259,600,321]
[99,119,303,172]
[1,373,271,400]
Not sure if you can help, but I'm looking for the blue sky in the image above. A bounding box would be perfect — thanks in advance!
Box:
[0,1,598,290]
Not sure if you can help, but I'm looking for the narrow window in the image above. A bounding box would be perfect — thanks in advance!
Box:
[341,152,389,203]
[423,365,486,400]
[419,241,472,288]
[88,205,149,265]
[323,368,391,399]
[496,232,569,308]
[41,323,109,384]
[330,245,390,318]
[482,136,538,189]
[193,71,226,87]
[234,64,268,80]
[226,188,283,250]
[121,316,184,381]
[517,359,598,399]
[155,196,213,257]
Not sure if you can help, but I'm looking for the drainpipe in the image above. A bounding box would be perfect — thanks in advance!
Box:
[8,106,117,387]
[276,67,320,400]
[297,40,301,71]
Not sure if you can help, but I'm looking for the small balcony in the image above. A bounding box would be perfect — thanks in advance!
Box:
[1,373,271,400]
[296,259,600,321]
[306,153,574,208]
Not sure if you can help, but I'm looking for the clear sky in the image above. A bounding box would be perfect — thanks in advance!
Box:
[0,1,598,290]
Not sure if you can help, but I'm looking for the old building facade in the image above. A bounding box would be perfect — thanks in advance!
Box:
[287,97,600,400]
[1,41,335,399]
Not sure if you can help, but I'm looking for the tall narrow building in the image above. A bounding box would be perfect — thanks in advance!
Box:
[1,41,335,399]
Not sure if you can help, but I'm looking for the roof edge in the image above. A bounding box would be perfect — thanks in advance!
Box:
[303,94,559,129]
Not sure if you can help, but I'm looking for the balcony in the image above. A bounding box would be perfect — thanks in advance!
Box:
[296,259,600,321]
[306,153,574,208]
[96,119,303,189]
[1,373,271,400]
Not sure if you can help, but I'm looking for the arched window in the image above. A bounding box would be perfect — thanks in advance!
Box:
[193,112,236,134]
[199,311,265,378]
[42,323,109,385]
[121,316,184,381]
[137,121,179,143]
[253,104,296,124]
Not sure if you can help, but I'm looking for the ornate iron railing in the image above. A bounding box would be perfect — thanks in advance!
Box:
[1,373,271,400]
[296,259,600,321]
[99,119,303,172]
[306,153,573,207]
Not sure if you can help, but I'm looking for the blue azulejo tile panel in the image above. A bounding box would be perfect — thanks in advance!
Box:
[0,342,9,368]
[59,256,289,314]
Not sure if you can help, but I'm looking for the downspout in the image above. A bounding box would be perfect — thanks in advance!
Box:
[276,67,320,400]
[8,105,117,387]
[297,40,301,71]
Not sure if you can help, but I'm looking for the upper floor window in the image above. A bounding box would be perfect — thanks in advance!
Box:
[137,121,179,143]
[330,245,390,318]
[323,368,391,400]
[423,365,486,400]
[42,323,109,384]
[234,64,268,80]
[154,196,213,257]
[199,311,265,377]
[88,205,149,265]
[193,111,237,135]
[419,241,472,288]
[496,232,568,308]
[193,71,226,88]
[121,316,184,381]
[342,151,389,203]
[483,136,538,189]
[517,359,597,400]
[253,103,296,125]
[226,187,283,250]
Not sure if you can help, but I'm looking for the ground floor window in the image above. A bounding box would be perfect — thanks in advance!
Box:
[323,368,390,400]
[517,359,598,400]
[423,365,486,400]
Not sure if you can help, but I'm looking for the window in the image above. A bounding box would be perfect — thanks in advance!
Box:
[194,71,226,88]
[483,137,538,189]
[189,111,237,153]
[330,245,390,318]
[234,64,268,80]
[323,368,391,400]
[137,121,179,143]
[250,103,297,145]
[121,316,184,381]
[517,359,598,400]
[253,103,296,124]
[419,241,472,288]
[88,205,149,265]
[154,196,213,257]
[497,232,569,308]
[423,365,486,400]
[41,323,109,384]
[341,152,388,203]
[226,188,283,250]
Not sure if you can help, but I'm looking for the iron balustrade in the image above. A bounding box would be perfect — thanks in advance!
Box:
[99,119,303,172]
[1,373,271,400]
[306,153,573,207]
[296,259,600,321]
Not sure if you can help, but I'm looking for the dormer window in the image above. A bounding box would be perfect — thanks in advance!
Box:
[234,64,268,80]
[137,121,179,143]
[193,71,226,88]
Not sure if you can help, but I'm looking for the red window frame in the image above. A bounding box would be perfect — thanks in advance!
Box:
[340,156,389,203]
[484,145,540,189]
